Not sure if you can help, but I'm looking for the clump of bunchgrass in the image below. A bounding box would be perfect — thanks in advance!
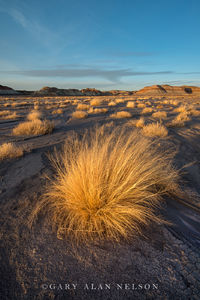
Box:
[110,111,132,119]
[0,142,23,160]
[152,111,167,120]
[142,122,168,138]
[52,109,63,115]
[90,98,102,106]
[27,110,42,121]
[126,101,135,108]
[77,103,89,110]
[141,107,153,114]
[136,117,145,128]
[71,110,88,119]
[29,125,181,243]
[108,101,116,106]
[13,119,54,136]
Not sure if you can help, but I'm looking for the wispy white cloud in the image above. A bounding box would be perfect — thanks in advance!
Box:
[0,3,63,50]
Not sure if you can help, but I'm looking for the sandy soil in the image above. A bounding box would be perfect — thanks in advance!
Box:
[0,95,200,299]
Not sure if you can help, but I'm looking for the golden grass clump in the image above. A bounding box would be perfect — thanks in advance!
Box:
[13,119,54,136]
[1,111,19,120]
[27,110,42,121]
[71,110,88,119]
[141,107,153,114]
[116,98,125,104]
[0,110,10,116]
[189,109,200,117]
[90,98,102,106]
[52,109,63,114]
[110,111,132,119]
[174,105,188,113]
[137,103,146,108]
[77,103,89,110]
[108,101,116,106]
[142,122,168,138]
[152,111,167,119]
[126,101,135,108]
[175,112,191,122]
[88,107,108,114]
[136,117,145,128]
[29,126,181,242]
[0,142,23,160]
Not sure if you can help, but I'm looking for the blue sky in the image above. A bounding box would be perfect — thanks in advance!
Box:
[0,0,200,90]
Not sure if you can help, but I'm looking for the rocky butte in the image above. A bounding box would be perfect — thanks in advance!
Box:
[0,84,200,97]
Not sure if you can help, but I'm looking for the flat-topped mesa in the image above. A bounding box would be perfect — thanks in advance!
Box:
[136,84,200,96]
[0,84,19,95]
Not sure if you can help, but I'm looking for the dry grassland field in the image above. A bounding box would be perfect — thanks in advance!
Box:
[0,94,200,299]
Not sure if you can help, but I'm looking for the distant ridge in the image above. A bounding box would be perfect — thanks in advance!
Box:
[0,83,200,96]
[135,84,200,96]
[0,84,19,95]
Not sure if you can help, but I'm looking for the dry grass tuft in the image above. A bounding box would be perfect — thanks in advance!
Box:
[72,110,88,119]
[110,111,132,119]
[90,98,102,106]
[126,101,135,108]
[108,101,116,106]
[27,110,42,121]
[88,107,108,114]
[0,142,23,160]
[137,103,146,108]
[176,112,191,122]
[0,110,10,116]
[13,119,54,136]
[174,105,188,113]
[52,109,63,114]
[1,111,19,120]
[136,117,145,128]
[116,98,125,104]
[142,122,168,138]
[77,103,89,110]
[152,111,167,119]
[189,109,200,117]
[29,126,181,243]
[141,107,153,114]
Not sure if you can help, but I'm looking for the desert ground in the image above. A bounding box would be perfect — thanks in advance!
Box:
[0,94,200,299]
